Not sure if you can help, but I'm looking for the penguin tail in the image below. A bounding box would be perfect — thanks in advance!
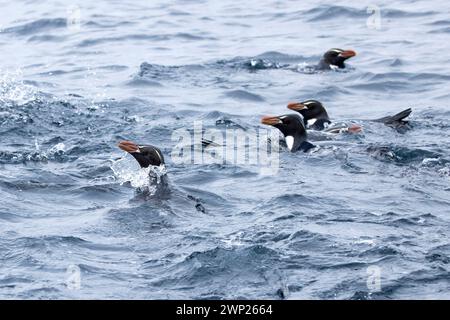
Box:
[377,108,412,124]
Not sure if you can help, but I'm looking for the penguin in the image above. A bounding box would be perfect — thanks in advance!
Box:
[317,48,357,70]
[117,140,206,212]
[260,114,315,152]
[287,100,361,133]
[287,100,412,132]
[117,140,168,195]
[288,100,331,131]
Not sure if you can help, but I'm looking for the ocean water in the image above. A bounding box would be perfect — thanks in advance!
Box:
[0,0,449,299]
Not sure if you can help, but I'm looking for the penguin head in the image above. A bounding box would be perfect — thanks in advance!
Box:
[118,141,165,168]
[261,114,311,152]
[322,48,356,69]
[261,114,306,137]
[287,100,330,127]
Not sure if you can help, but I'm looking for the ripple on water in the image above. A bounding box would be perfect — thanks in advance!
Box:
[2,18,67,35]
[151,245,286,299]
[224,89,265,102]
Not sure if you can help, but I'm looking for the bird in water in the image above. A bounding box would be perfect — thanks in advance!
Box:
[117,140,206,212]
[317,48,357,70]
[287,100,412,132]
[287,100,361,133]
[118,140,168,195]
[261,114,315,152]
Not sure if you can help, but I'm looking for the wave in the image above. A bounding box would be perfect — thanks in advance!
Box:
[77,32,216,47]
[366,145,443,165]
[224,89,265,102]
[304,5,366,21]
[426,244,450,264]
[125,78,163,87]
[0,142,67,165]
[150,245,286,299]
[27,34,67,42]
[2,18,67,36]
[304,5,436,22]
[429,27,450,34]
[359,71,450,83]
[0,211,24,222]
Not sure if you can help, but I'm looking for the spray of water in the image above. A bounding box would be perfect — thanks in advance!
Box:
[5,142,67,163]
[110,155,167,194]
[0,69,37,105]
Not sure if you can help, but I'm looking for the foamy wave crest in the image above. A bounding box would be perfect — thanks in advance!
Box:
[0,141,67,164]
[295,62,317,74]
[0,69,37,105]
[110,156,167,194]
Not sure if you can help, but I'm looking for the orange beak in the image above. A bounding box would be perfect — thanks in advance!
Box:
[118,140,140,153]
[287,102,307,111]
[261,116,282,126]
[339,50,356,58]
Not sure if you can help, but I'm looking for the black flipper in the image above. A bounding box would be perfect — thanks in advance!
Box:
[375,108,412,126]
[298,141,316,152]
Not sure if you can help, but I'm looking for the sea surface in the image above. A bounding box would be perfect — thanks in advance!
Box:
[0,0,449,299]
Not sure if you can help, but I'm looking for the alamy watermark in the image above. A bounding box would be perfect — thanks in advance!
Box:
[67,5,82,31]
[66,264,81,290]
[367,5,381,30]
[366,265,381,292]
[171,121,280,175]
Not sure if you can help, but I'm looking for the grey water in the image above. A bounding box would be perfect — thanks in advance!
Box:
[0,0,449,299]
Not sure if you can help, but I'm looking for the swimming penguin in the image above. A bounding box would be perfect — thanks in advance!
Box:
[261,114,315,152]
[287,100,361,133]
[117,140,206,212]
[317,48,357,70]
[118,140,168,195]
[287,100,412,132]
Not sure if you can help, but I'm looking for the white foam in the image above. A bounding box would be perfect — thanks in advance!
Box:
[48,143,66,154]
[421,157,440,166]
[0,68,37,105]
[110,155,167,192]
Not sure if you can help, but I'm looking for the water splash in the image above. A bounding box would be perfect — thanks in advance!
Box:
[246,58,284,70]
[110,155,167,194]
[48,143,66,154]
[295,62,317,74]
[0,142,67,164]
[0,69,37,105]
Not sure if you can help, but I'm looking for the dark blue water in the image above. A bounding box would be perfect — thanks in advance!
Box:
[1,0,449,299]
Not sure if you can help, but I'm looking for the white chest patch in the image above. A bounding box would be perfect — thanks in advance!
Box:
[285,136,294,151]
[307,118,317,127]
[330,64,339,71]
